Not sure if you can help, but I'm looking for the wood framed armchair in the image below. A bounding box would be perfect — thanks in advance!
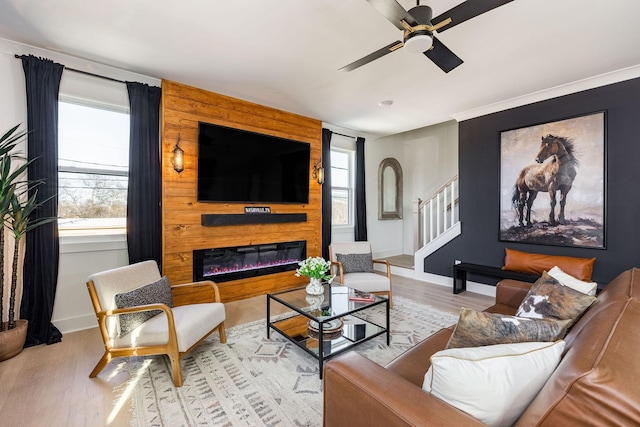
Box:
[329,242,393,308]
[86,260,226,387]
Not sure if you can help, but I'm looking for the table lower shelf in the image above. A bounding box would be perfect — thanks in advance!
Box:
[268,313,388,378]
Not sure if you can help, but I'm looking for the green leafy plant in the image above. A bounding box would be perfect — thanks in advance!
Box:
[0,125,55,331]
[295,256,333,281]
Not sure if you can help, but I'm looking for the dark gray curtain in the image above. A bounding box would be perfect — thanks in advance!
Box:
[354,136,367,241]
[126,82,162,269]
[321,128,332,260]
[19,54,63,346]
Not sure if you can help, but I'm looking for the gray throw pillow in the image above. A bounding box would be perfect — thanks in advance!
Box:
[336,253,374,274]
[114,276,173,337]
[446,308,571,349]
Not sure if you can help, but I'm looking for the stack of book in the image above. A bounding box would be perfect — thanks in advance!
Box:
[348,290,376,302]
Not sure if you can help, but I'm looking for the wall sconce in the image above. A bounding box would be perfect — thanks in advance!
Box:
[312,160,324,185]
[171,134,184,173]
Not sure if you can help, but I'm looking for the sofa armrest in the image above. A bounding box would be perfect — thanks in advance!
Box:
[493,279,532,310]
[323,352,484,427]
[385,327,454,387]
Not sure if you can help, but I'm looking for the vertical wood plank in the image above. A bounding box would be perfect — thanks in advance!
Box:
[161,80,322,302]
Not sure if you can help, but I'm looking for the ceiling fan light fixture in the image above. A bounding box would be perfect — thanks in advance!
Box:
[403,32,433,54]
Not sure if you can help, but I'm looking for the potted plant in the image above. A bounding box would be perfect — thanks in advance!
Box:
[295,256,334,295]
[0,124,54,361]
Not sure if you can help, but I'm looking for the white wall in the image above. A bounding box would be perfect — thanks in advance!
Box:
[54,236,129,332]
[367,120,459,256]
[0,41,28,327]
[323,121,458,260]
[0,38,159,333]
[364,131,404,259]
[400,121,458,254]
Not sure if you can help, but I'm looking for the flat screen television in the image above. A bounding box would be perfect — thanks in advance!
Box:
[197,122,311,204]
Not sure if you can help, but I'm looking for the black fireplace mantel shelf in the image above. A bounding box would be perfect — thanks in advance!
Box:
[201,213,307,226]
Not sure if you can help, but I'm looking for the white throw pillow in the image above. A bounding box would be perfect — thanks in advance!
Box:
[422,340,566,427]
[548,266,597,295]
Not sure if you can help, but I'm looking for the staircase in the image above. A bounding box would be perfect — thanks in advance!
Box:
[412,175,461,279]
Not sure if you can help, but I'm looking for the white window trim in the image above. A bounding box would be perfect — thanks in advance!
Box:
[57,98,129,241]
[330,147,355,229]
[59,233,127,254]
[59,93,130,115]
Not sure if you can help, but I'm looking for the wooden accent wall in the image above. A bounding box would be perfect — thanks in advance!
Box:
[161,80,322,302]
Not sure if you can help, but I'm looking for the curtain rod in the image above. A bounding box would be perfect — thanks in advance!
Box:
[65,67,126,84]
[331,131,357,140]
[15,54,126,84]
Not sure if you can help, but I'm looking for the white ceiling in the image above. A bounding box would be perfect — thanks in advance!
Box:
[1,0,639,136]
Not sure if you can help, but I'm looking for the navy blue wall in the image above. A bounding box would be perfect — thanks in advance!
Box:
[424,77,640,286]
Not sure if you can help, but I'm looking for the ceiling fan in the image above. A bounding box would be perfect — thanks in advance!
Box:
[340,0,514,73]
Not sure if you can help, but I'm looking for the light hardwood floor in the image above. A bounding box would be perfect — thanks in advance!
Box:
[0,275,494,427]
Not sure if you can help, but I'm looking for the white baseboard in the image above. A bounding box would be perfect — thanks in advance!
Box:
[410,270,497,298]
[389,265,415,278]
[53,314,97,334]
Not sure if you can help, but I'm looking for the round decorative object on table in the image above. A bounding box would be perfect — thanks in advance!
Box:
[308,328,343,340]
[308,318,344,340]
[306,277,324,295]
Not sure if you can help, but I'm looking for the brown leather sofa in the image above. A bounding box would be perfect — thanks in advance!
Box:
[323,267,640,426]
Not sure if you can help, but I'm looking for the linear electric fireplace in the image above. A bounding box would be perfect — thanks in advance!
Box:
[193,240,306,282]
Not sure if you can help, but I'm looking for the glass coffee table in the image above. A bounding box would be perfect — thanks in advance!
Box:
[267,284,390,379]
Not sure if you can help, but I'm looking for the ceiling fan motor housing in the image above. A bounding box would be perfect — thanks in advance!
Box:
[404,5,434,53]
[408,5,433,24]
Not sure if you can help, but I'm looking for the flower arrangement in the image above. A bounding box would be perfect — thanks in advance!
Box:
[295,256,333,281]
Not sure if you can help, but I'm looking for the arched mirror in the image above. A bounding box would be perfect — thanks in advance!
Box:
[378,158,403,220]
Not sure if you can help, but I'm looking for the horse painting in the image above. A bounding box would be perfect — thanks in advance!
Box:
[512,134,578,226]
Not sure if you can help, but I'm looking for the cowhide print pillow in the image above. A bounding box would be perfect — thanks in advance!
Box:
[516,271,596,326]
[336,253,374,273]
[115,276,174,337]
[445,308,571,349]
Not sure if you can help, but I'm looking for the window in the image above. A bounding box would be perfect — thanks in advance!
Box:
[58,100,129,236]
[330,149,354,226]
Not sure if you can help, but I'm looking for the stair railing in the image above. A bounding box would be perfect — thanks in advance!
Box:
[414,175,459,250]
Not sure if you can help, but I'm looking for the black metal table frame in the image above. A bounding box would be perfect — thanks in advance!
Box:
[267,285,390,379]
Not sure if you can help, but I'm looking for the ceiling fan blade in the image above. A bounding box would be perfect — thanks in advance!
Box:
[366,0,417,30]
[424,37,463,73]
[432,0,514,33]
[340,41,404,72]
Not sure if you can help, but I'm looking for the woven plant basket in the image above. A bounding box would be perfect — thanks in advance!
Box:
[0,319,28,361]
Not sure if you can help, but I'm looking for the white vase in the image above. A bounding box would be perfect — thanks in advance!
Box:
[306,293,325,311]
[306,277,324,295]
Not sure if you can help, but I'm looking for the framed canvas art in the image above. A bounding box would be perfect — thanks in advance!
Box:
[499,111,606,248]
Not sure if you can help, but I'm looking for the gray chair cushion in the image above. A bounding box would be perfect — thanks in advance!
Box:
[115,276,173,336]
[336,253,374,273]
[114,302,226,352]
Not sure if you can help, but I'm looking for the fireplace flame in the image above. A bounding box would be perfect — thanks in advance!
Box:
[204,259,299,277]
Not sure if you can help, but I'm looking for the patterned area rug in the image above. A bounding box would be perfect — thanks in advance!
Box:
[117,296,458,426]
